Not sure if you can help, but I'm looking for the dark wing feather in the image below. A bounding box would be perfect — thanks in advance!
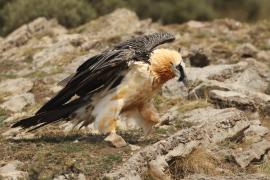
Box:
[12,32,175,130]
[36,50,130,114]
[113,32,175,61]
[114,32,175,51]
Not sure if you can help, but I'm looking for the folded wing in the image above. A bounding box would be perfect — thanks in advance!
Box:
[12,32,175,130]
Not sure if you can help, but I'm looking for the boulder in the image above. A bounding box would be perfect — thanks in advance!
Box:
[78,9,141,40]
[188,80,270,115]
[233,140,270,168]
[32,37,75,68]
[105,107,250,179]
[244,125,269,143]
[209,90,256,111]
[228,67,269,93]
[1,17,66,52]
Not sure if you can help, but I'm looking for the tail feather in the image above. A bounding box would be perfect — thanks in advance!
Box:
[12,96,89,130]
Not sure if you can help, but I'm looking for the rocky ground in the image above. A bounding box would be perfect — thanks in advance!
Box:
[0,8,270,179]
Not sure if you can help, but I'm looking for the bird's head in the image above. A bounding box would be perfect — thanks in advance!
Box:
[150,49,188,86]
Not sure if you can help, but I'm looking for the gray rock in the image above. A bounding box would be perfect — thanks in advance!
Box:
[257,50,270,61]
[164,62,249,99]
[244,125,269,143]
[180,107,248,128]
[209,90,256,111]
[66,53,94,73]
[1,17,66,52]
[187,63,245,82]
[186,21,206,28]
[245,125,269,137]
[0,161,27,180]
[32,36,75,68]
[0,93,35,112]
[188,79,270,115]
[233,140,270,168]
[162,78,188,98]
[0,78,33,95]
[80,8,141,40]
[228,67,268,93]
[78,173,86,180]
[105,108,249,179]
[236,43,258,58]
[129,144,141,151]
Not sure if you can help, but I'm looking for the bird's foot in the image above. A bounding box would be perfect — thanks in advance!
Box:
[104,132,127,148]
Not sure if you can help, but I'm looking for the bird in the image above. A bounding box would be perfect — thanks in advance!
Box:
[12,32,187,145]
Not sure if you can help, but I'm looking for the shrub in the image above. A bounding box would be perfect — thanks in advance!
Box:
[127,0,216,24]
[0,0,96,36]
[0,0,270,37]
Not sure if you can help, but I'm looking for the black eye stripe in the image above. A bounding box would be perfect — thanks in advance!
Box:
[176,64,185,81]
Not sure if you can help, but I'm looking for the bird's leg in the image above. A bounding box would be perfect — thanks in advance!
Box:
[138,101,160,135]
[94,99,127,147]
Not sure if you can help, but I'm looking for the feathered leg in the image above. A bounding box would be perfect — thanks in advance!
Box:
[138,101,160,135]
[93,97,127,147]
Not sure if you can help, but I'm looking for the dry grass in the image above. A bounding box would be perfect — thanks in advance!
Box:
[258,159,270,175]
[256,115,270,175]
[153,93,210,114]
[167,147,249,179]
[177,99,210,113]
[168,148,220,179]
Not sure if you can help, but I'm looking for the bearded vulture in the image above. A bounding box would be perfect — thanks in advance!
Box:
[12,32,187,145]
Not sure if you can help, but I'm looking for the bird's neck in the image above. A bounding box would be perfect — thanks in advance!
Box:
[150,62,175,86]
[149,50,178,86]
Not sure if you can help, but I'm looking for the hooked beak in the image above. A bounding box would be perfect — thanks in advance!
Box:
[176,64,188,87]
[178,74,188,87]
[181,77,189,86]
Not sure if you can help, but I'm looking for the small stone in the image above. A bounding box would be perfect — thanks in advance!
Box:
[105,133,127,148]
[0,161,27,179]
[148,157,170,180]
[129,144,141,151]
[257,51,270,61]
[53,175,66,180]
[78,173,86,180]
[237,43,258,58]
[0,78,33,95]
[0,93,35,112]
[3,112,26,123]
[1,127,21,138]
[187,21,205,28]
